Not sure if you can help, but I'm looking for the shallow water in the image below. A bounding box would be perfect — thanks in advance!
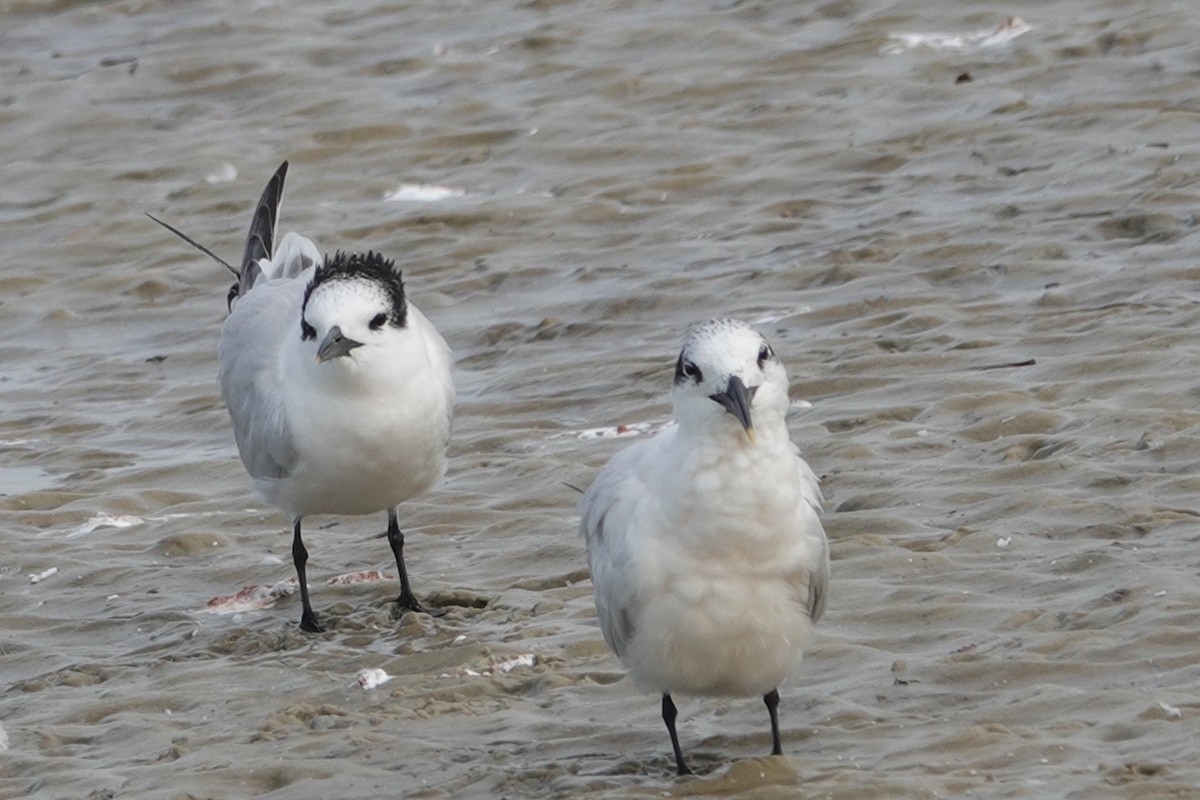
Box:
[3,0,1200,797]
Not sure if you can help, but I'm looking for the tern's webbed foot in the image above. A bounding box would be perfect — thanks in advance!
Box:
[395,591,445,618]
[299,611,325,633]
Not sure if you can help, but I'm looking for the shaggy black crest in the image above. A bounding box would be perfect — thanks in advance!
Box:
[300,251,407,339]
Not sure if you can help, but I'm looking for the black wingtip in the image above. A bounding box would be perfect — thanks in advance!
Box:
[238,161,289,292]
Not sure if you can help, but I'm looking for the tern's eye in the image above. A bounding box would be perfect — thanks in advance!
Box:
[757,344,773,368]
[681,360,702,382]
[369,313,388,331]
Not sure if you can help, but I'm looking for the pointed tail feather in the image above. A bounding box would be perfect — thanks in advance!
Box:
[145,212,238,276]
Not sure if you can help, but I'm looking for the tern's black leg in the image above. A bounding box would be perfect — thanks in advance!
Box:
[764,688,783,756]
[291,518,323,633]
[662,693,693,776]
[386,509,435,615]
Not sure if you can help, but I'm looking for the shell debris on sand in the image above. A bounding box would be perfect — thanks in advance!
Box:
[203,579,298,614]
[1157,701,1183,719]
[384,183,466,202]
[29,567,58,584]
[60,511,243,540]
[206,162,238,184]
[573,421,664,440]
[882,16,1030,55]
[356,668,394,690]
[324,569,393,585]
[203,570,392,613]
[750,307,811,325]
[68,513,144,538]
[440,653,538,678]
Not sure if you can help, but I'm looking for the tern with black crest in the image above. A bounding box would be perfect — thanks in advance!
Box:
[580,318,829,775]
[153,162,454,632]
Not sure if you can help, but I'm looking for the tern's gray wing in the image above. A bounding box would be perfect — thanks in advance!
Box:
[580,439,657,659]
[795,452,830,624]
[806,526,831,624]
[409,304,457,436]
[237,161,288,296]
[218,277,305,482]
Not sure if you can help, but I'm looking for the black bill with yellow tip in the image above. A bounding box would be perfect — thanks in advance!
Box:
[709,375,757,442]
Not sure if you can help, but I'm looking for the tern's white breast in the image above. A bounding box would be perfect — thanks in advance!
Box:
[613,427,823,697]
[264,312,453,518]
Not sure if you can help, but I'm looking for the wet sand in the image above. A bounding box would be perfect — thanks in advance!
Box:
[3,1,1200,797]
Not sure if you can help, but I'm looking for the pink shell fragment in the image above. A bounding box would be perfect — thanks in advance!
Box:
[204,578,298,614]
[325,570,393,585]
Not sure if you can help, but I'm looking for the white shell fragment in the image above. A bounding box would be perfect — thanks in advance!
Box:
[29,567,58,584]
[440,653,538,678]
[70,514,144,538]
[1158,701,1183,719]
[576,422,659,440]
[384,183,466,202]
[883,16,1030,55]
[356,668,394,690]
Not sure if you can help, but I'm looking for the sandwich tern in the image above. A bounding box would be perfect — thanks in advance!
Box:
[580,318,829,775]
[152,162,455,632]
